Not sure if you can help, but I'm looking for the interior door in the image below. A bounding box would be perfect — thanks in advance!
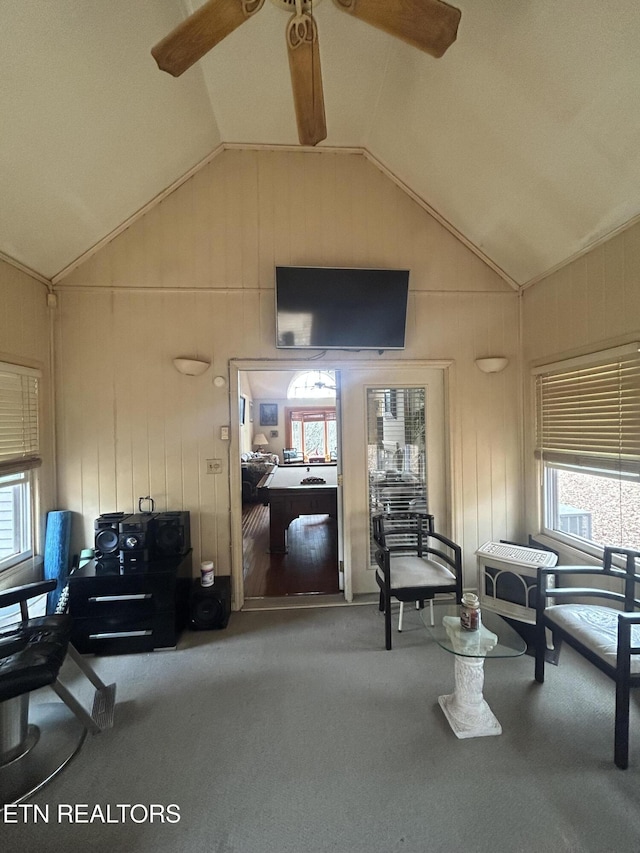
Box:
[339,366,447,598]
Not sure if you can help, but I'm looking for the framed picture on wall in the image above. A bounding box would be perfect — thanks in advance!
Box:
[260,403,278,426]
[240,396,246,425]
[249,401,254,423]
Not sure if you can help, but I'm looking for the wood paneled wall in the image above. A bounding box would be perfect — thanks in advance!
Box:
[522,220,640,538]
[0,259,54,576]
[55,149,520,586]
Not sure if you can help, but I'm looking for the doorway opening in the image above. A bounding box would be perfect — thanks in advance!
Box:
[230,360,449,610]
[242,503,339,597]
[238,368,341,603]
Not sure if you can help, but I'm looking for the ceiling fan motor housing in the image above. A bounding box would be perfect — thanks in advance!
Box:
[269,0,324,11]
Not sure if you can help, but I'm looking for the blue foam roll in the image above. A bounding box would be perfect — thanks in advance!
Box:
[44,510,72,614]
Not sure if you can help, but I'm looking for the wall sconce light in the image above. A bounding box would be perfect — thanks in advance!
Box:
[173,357,211,376]
[253,433,269,451]
[475,357,509,374]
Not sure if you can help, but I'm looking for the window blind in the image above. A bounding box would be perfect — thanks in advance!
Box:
[534,347,640,476]
[368,387,427,513]
[290,409,336,423]
[0,362,41,476]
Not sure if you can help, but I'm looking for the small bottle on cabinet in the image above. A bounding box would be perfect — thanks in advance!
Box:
[200,561,214,587]
[460,592,480,631]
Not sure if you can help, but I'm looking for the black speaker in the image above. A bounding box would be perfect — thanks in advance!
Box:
[189,577,231,630]
[95,512,131,556]
[150,511,191,557]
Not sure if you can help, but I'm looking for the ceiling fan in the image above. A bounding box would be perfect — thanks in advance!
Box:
[306,370,337,392]
[151,0,461,147]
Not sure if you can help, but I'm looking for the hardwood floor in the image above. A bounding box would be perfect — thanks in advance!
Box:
[242,502,340,598]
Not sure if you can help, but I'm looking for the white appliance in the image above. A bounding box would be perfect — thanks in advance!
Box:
[476,541,558,624]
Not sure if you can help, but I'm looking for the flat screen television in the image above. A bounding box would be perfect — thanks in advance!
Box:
[275,266,410,350]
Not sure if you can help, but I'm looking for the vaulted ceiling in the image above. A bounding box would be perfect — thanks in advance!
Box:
[3,1,640,287]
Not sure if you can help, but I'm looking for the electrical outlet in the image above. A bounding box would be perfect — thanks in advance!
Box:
[206,458,222,474]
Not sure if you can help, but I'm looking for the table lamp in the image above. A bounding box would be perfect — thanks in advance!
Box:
[253,433,269,452]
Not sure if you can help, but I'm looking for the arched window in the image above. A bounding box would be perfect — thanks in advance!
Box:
[284,372,337,462]
[287,371,336,399]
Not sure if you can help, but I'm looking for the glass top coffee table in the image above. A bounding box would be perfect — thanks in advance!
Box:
[422,604,526,739]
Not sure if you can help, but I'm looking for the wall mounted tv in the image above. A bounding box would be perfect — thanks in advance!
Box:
[275,266,410,350]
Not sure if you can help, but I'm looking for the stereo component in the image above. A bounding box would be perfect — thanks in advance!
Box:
[120,550,149,573]
[94,509,191,569]
[95,556,122,576]
[94,512,131,556]
[117,513,155,570]
[189,577,231,630]
[118,513,155,552]
[150,511,191,557]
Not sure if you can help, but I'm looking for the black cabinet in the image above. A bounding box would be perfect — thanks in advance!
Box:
[68,552,192,654]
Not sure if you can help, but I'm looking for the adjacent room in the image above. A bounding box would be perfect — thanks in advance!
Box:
[1,1,640,850]
[240,368,340,598]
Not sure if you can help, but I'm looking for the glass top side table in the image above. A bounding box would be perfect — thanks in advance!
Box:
[422,605,526,738]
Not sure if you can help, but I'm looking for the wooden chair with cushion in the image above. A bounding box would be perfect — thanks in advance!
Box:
[534,546,640,768]
[373,512,463,650]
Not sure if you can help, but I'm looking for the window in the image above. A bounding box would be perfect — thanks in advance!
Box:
[286,408,337,461]
[0,472,32,569]
[367,387,427,560]
[534,344,640,554]
[0,362,40,571]
[287,371,336,399]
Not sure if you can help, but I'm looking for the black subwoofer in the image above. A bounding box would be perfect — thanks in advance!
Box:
[189,577,231,630]
[150,511,191,557]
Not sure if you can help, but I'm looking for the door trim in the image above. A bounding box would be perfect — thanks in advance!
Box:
[229,358,456,611]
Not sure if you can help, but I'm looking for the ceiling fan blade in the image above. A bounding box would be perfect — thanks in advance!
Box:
[152,0,265,77]
[286,12,327,146]
[332,0,460,58]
